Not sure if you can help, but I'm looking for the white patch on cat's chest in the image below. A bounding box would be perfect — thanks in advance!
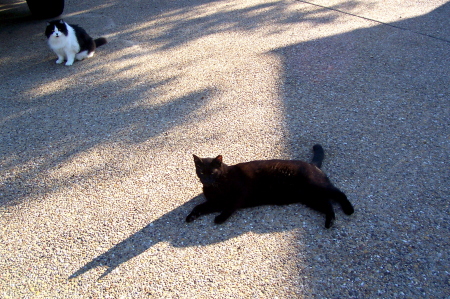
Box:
[48,28,67,48]
[48,25,80,53]
[48,34,67,48]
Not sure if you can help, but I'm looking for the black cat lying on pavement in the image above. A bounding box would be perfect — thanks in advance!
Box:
[187,144,354,228]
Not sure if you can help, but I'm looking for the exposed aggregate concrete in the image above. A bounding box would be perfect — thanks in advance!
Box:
[1,0,449,298]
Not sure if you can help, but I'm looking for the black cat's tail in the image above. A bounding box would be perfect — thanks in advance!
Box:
[311,144,325,168]
[94,37,107,48]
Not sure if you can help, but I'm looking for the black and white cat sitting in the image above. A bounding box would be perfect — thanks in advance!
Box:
[187,144,354,228]
[45,20,107,66]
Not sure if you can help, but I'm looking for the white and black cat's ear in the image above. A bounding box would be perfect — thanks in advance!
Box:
[59,19,64,23]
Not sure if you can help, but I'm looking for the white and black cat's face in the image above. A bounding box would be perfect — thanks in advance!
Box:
[45,20,68,40]
[193,155,224,186]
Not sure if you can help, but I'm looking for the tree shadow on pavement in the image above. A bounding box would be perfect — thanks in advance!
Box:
[2,0,449,296]
[70,1,450,293]
[0,83,213,207]
[0,0,363,207]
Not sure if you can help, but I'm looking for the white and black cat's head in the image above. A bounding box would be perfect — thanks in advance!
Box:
[45,19,68,39]
[193,155,225,186]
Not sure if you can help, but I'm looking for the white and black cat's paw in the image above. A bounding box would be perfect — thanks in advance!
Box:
[65,60,74,66]
[56,59,64,64]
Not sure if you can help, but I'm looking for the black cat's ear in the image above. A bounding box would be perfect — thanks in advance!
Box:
[193,155,202,165]
[214,155,223,165]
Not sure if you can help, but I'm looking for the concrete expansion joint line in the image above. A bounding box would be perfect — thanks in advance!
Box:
[295,0,450,44]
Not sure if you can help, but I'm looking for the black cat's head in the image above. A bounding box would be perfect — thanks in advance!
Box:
[45,19,68,39]
[193,155,225,186]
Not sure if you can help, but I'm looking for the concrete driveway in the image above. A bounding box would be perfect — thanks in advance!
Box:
[1,0,449,297]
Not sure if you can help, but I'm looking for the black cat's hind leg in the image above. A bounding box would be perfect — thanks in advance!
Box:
[186,202,219,223]
[305,195,335,228]
[323,201,336,229]
[332,189,354,215]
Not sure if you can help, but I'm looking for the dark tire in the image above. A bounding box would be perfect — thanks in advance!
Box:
[26,0,64,19]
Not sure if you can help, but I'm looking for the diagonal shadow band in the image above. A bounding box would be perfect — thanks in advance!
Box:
[69,192,328,279]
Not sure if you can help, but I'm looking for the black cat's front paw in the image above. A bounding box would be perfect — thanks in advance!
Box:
[214,213,230,224]
[186,212,198,223]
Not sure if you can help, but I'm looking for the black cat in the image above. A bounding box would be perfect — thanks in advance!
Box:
[186,144,354,228]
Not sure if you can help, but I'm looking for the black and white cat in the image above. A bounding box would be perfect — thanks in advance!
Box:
[45,19,107,66]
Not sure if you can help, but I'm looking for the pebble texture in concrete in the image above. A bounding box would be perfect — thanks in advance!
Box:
[1,0,449,298]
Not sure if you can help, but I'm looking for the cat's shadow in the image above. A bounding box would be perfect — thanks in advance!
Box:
[69,194,312,279]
